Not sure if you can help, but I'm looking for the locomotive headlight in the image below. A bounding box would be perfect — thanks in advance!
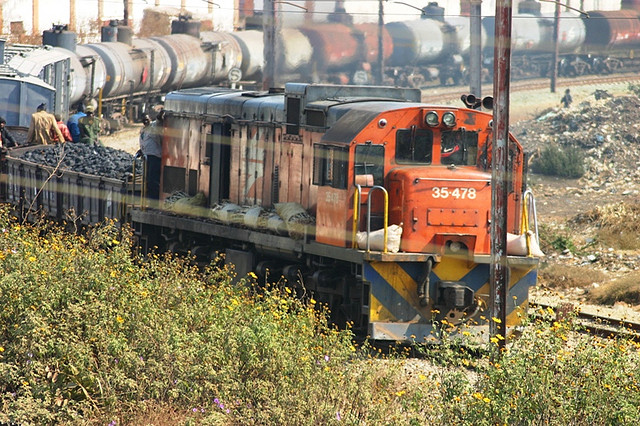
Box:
[425,111,439,127]
[442,112,456,127]
[378,118,387,128]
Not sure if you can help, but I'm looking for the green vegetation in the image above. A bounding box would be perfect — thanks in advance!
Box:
[0,207,639,425]
[530,144,585,178]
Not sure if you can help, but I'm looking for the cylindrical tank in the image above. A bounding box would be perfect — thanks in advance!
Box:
[518,0,541,15]
[152,34,211,90]
[82,42,146,98]
[483,14,545,54]
[74,45,107,99]
[353,23,393,64]
[444,16,487,57]
[298,24,360,70]
[540,12,586,54]
[386,19,454,65]
[230,30,264,80]
[131,38,173,92]
[199,31,245,82]
[42,25,77,53]
[172,18,201,38]
[583,10,640,49]
[421,2,445,22]
[280,28,314,73]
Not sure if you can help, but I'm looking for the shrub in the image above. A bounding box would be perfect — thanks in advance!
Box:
[531,144,585,178]
[2,208,640,424]
[0,208,397,424]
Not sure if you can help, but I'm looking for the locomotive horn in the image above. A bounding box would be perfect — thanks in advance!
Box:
[461,94,476,108]
[482,96,494,110]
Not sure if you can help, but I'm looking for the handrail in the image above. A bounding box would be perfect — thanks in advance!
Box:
[132,153,146,210]
[351,184,362,248]
[521,189,539,256]
[366,185,389,253]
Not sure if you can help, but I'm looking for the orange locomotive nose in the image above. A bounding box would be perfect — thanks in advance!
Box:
[387,166,492,256]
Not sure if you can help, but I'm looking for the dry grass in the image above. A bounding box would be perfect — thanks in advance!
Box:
[573,202,640,250]
[538,263,607,290]
[586,273,640,305]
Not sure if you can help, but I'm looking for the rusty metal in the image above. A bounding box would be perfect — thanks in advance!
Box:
[490,0,513,349]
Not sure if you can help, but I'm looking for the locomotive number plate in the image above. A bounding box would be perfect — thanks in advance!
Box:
[431,187,477,199]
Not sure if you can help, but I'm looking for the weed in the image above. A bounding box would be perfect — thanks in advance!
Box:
[1,208,640,424]
[531,144,585,178]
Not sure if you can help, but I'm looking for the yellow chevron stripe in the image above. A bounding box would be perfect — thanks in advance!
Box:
[432,256,474,280]
[370,294,394,322]
[370,262,432,321]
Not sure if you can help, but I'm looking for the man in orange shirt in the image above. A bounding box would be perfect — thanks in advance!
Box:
[52,114,73,142]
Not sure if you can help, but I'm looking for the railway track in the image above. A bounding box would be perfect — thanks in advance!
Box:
[420,73,640,104]
[530,298,640,342]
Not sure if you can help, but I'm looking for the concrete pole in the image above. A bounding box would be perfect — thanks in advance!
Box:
[262,0,276,89]
[490,0,512,351]
[469,0,482,99]
[376,0,384,85]
[550,0,560,93]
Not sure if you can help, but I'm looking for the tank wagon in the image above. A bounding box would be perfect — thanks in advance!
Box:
[4,1,640,130]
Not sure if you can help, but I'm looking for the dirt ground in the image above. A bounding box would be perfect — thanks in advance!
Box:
[101,123,142,154]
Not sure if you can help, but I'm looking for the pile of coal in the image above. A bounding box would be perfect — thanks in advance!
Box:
[14,143,140,180]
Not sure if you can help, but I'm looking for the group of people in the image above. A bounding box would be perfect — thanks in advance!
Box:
[2,101,165,206]
[0,103,103,149]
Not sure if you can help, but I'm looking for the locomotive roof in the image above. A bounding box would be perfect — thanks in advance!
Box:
[164,84,426,132]
[319,101,423,144]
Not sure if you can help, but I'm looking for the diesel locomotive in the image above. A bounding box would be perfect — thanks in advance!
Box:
[133,83,539,341]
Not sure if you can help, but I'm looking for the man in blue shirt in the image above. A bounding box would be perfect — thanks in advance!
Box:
[67,104,86,143]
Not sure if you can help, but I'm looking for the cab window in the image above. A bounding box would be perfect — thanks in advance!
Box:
[354,144,384,187]
[396,127,433,163]
[441,130,479,166]
[313,144,348,189]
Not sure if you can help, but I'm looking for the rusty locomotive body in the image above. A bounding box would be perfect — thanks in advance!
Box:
[2,83,539,342]
[130,83,539,341]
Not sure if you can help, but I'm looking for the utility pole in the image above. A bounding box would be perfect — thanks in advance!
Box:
[376,0,384,85]
[263,0,276,89]
[469,0,482,100]
[490,0,513,351]
[550,0,560,93]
